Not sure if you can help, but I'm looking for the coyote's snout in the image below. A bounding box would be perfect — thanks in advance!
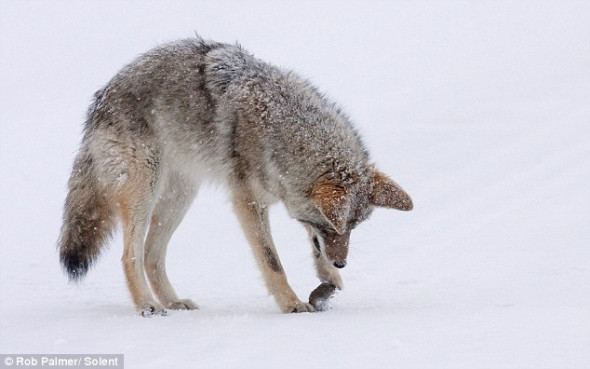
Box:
[58,36,412,315]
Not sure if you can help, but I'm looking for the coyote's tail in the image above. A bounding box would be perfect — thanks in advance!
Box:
[58,148,115,281]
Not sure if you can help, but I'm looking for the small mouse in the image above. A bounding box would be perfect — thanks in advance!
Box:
[309,283,337,311]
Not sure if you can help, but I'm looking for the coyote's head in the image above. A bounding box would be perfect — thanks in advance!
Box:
[298,169,412,269]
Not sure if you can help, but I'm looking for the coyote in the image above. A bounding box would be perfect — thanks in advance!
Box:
[58,37,412,315]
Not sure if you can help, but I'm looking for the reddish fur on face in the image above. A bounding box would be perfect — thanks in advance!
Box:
[310,181,350,235]
[322,231,350,263]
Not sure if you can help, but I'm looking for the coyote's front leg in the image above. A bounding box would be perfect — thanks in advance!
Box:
[232,186,315,313]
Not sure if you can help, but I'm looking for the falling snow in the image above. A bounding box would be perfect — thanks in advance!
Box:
[1,2,589,369]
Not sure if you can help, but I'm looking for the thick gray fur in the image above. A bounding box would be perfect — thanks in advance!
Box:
[58,37,412,315]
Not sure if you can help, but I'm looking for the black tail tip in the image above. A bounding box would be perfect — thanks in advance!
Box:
[60,254,90,282]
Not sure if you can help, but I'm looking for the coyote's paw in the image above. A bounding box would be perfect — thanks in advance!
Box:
[139,302,168,317]
[167,298,199,310]
[283,300,316,313]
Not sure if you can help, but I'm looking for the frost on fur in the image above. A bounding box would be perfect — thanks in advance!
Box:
[57,36,412,314]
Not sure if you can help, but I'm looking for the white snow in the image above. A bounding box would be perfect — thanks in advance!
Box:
[1,1,589,368]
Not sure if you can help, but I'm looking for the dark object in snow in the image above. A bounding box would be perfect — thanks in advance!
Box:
[309,283,337,311]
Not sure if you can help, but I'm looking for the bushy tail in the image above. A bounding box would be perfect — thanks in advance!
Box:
[58,149,115,281]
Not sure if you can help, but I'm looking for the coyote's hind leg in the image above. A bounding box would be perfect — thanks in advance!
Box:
[144,173,199,310]
[119,185,166,316]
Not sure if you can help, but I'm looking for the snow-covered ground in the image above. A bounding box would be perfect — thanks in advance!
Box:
[1,1,589,368]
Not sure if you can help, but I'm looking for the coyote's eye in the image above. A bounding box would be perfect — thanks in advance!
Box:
[297,219,335,235]
[348,205,373,230]
[298,219,322,229]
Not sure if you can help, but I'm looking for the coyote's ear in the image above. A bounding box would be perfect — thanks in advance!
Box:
[310,181,351,235]
[370,170,413,211]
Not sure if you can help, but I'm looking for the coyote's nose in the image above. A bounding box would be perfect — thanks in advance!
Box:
[333,260,347,269]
